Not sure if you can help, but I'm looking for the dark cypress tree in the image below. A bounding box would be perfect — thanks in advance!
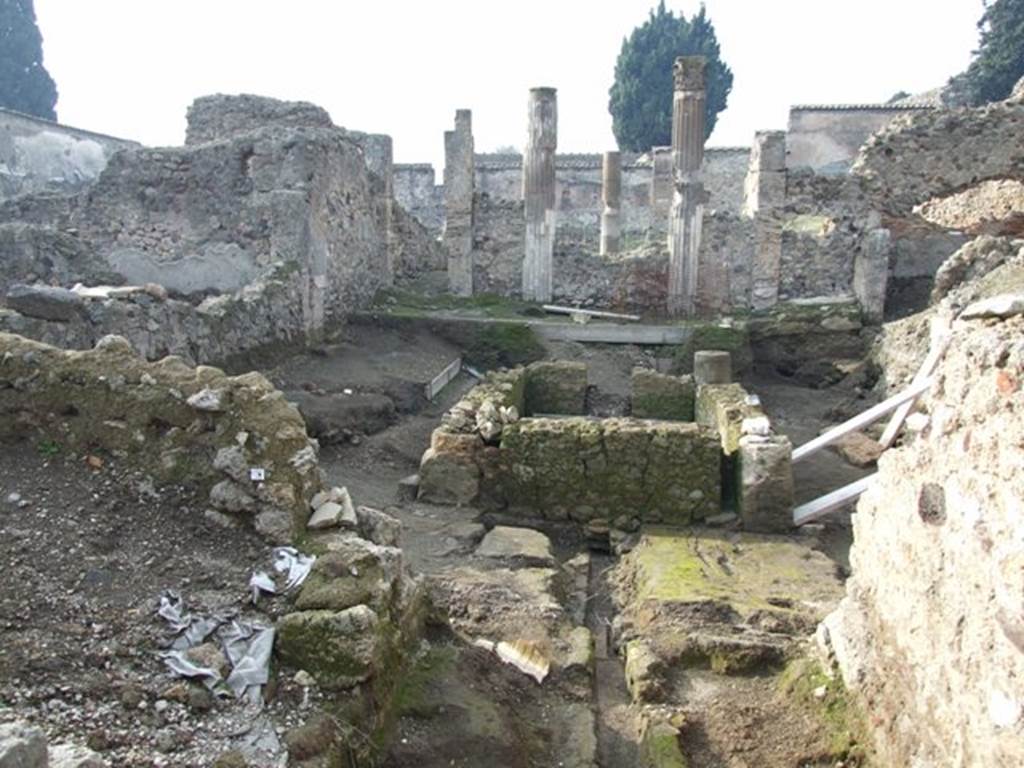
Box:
[0,0,58,120]
[608,2,733,152]
[960,0,1024,104]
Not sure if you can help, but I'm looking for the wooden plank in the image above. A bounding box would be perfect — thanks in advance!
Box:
[879,324,951,449]
[542,304,641,322]
[532,323,689,345]
[793,474,876,526]
[791,377,933,463]
[425,356,462,400]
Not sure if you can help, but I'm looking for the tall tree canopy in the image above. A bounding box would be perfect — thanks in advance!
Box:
[960,0,1024,104]
[608,2,732,152]
[0,0,57,120]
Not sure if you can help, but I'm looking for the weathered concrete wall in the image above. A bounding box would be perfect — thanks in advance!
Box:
[822,309,1024,767]
[787,105,934,175]
[0,107,138,200]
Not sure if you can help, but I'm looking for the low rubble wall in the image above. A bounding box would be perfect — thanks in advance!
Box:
[418,358,792,530]
[0,331,322,541]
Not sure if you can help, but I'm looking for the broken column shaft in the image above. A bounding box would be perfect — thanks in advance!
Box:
[443,109,475,296]
[522,87,557,302]
[667,56,707,317]
[600,151,622,256]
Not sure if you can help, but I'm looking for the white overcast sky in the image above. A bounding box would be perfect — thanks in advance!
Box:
[35,1,983,168]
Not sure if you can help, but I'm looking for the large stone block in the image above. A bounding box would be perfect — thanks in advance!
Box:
[525,361,587,415]
[631,368,695,421]
[275,606,382,690]
[737,435,794,532]
[294,539,402,612]
[417,447,480,505]
[695,383,757,455]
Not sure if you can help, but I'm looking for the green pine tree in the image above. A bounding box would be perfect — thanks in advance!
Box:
[608,2,733,152]
[960,0,1024,104]
[0,0,58,120]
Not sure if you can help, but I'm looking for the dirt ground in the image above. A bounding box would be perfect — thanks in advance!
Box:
[0,446,329,767]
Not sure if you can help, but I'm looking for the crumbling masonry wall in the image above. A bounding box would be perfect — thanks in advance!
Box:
[0,332,323,541]
[418,363,722,524]
[822,311,1024,766]
[0,95,440,364]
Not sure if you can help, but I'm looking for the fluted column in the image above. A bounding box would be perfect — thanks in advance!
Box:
[600,151,622,256]
[667,56,707,317]
[443,109,474,296]
[522,87,557,302]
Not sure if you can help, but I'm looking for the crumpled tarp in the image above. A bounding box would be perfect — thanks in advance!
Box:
[156,590,274,702]
[156,547,314,702]
[249,546,316,604]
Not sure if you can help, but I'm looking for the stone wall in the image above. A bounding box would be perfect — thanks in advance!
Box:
[787,105,934,175]
[854,96,1024,217]
[395,148,750,238]
[184,93,333,144]
[822,308,1024,766]
[0,107,138,200]
[394,164,443,233]
[0,95,441,365]
[0,332,323,541]
[417,362,722,525]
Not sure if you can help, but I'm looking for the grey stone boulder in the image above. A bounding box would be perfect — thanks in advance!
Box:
[209,479,257,514]
[0,721,48,768]
[5,283,85,322]
[960,293,1024,320]
[418,448,480,505]
[50,744,106,767]
[476,525,555,567]
[355,505,402,547]
[308,487,357,531]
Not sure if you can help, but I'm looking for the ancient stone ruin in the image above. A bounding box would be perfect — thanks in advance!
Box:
[1,58,1023,768]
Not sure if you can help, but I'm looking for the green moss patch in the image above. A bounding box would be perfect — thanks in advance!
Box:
[624,528,844,619]
[779,657,871,762]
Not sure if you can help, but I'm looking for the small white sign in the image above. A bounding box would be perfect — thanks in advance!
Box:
[249,468,266,482]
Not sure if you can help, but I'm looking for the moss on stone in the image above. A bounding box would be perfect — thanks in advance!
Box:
[631,369,695,421]
[373,288,537,319]
[673,323,752,375]
[275,608,382,691]
[625,528,843,619]
[392,645,458,719]
[779,657,871,762]
[524,360,588,415]
[641,721,688,768]
[496,417,720,524]
[464,323,545,370]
